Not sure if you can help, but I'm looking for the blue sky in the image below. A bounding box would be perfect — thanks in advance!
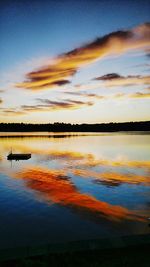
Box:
[0,0,150,123]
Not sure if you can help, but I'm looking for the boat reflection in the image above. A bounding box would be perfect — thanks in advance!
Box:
[7,153,31,161]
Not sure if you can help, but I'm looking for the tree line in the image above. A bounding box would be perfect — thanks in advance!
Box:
[0,121,150,132]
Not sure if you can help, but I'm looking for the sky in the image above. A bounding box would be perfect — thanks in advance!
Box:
[0,0,150,124]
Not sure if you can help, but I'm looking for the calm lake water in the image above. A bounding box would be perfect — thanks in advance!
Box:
[0,132,150,249]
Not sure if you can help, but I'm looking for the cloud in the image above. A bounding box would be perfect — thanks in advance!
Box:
[113,93,125,98]
[63,86,150,101]
[24,79,71,90]
[0,97,94,116]
[0,98,3,104]
[94,73,150,88]
[129,92,150,99]
[1,109,25,116]
[63,91,105,99]
[17,99,93,114]
[102,91,150,100]
[16,22,150,91]
[95,73,122,81]
[34,98,94,110]
[74,83,102,91]
[133,63,150,68]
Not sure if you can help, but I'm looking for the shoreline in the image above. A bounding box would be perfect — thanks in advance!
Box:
[0,233,150,263]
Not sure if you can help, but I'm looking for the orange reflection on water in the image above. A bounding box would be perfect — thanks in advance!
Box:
[15,166,144,222]
[73,169,150,186]
[1,139,150,172]
[15,141,149,171]
[82,157,150,170]
[1,141,86,160]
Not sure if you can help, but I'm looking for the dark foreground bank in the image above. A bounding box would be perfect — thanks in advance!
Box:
[0,121,150,132]
[1,245,150,267]
[0,234,150,267]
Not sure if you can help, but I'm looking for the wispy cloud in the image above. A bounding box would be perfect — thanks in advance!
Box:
[63,91,105,99]
[22,79,71,90]
[16,22,150,91]
[64,86,150,101]
[35,98,94,110]
[133,63,150,68]
[0,98,94,116]
[107,91,150,100]
[95,73,122,81]
[113,93,126,98]
[94,73,150,88]
[129,92,150,99]
[1,109,25,116]
[111,91,150,99]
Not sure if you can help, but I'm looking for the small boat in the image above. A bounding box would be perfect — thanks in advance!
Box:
[7,149,31,161]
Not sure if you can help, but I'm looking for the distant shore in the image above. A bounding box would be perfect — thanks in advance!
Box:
[0,121,150,132]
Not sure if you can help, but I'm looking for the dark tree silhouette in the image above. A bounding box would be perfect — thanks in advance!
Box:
[0,121,150,132]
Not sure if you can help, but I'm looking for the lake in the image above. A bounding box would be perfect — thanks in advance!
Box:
[0,132,150,249]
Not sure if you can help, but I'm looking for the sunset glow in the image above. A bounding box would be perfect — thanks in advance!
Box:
[0,0,150,123]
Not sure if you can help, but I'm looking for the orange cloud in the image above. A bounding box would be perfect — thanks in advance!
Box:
[16,23,150,91]
[14,166,144,222]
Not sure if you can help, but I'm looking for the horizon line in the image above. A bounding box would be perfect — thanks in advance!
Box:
[0,120,150,125]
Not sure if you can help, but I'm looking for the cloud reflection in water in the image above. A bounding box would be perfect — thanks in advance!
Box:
[0,135,149,225]
[14,166,145,222]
